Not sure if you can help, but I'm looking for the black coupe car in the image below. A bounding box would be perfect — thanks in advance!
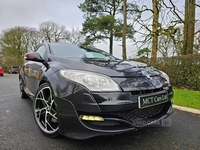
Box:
[19,43,173,139]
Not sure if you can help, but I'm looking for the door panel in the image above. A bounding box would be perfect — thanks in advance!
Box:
[24,61,45,95]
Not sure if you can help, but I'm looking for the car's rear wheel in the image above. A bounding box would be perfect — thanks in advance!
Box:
[19,78,28,98]
[33,83,59,137]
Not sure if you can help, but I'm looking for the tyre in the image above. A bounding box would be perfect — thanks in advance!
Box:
[33,83,59,137]
[19,77,28,98]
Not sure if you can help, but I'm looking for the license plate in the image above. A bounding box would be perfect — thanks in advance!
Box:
[138,92,168,109]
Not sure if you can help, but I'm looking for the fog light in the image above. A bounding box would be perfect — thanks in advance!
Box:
[81,115,104,121]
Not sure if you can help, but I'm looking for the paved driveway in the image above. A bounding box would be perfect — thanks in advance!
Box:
[0,74,200,150]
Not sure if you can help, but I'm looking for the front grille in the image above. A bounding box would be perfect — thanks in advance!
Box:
[120,102,166,123]
[131,87,164,95]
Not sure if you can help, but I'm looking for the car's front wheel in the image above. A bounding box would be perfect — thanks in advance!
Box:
[33,83,59,137]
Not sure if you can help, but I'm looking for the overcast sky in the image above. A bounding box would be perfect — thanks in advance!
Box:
[0,0,84,31]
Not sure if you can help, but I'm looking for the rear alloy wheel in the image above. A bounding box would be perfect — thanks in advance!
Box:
[19,78,28,98]
[33,83,59,137]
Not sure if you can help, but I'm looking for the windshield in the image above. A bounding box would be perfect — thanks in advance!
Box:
[49,43,118,61]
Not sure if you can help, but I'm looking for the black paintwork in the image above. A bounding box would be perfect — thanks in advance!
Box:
[19,42,173,139]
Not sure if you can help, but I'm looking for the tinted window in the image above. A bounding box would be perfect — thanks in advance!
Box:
[49,43,117,61]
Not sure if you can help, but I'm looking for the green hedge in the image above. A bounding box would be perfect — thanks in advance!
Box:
[132,54,200,91]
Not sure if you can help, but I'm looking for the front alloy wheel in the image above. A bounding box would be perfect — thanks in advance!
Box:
[33,83,59,137]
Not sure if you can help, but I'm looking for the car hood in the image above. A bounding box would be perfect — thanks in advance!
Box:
[51,56,161,78]
[50,56,168,91]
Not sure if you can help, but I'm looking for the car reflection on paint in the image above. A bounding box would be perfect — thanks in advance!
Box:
[19,43,173,139]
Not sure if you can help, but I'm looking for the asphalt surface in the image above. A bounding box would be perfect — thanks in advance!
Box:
[0,74,200,150]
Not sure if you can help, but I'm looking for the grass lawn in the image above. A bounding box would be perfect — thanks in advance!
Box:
[173,89,200,110]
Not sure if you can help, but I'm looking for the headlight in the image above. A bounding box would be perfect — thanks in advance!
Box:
[160,71,170,83]
[60,69,121,92]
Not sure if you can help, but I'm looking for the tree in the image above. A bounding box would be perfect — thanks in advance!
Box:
[27,28,43,51]
[81,15,116,46]
[63,27,85,45]
[39,21,66,42]
[79,0,137,58]
[79,0,123,55]
[0,26,33,56]
[128,0,189,58]
[0,26,38,66]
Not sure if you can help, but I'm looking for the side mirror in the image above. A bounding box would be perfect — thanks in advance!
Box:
[24,52,44,62]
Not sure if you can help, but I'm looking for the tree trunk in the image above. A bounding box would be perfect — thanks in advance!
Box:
[151,0,159,59]
[182,0,196,55]
[122,0,127,60]
[109,0,117,55]
[109,29,113,55]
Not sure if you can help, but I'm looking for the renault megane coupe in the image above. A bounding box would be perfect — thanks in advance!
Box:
[19,43,173,139]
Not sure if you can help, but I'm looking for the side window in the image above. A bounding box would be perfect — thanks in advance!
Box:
[36,45,46,58]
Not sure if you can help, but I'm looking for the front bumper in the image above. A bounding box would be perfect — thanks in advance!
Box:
[56,87,173,139]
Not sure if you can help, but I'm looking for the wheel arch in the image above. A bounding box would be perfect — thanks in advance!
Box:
[39,74,60,98]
